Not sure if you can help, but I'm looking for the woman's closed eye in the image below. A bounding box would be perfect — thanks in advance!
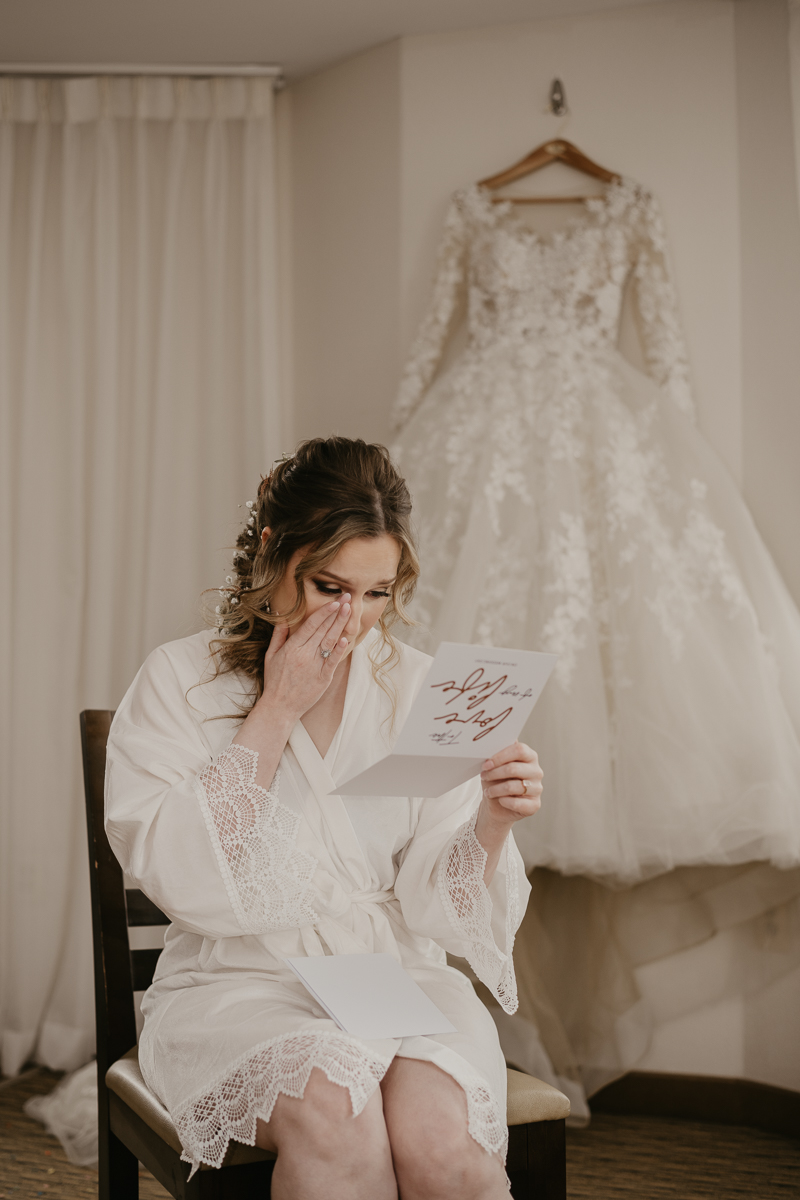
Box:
[312,580,390,599]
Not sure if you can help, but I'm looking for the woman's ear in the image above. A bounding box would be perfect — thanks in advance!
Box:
[261,526,271,547]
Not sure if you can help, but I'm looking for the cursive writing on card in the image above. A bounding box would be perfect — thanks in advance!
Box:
[429,730,462,746]
[330,643,558,797]
[429,669,516,742]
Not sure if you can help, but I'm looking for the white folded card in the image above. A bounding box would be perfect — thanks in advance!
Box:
[286,953,456,1040]
[331,641,558,798]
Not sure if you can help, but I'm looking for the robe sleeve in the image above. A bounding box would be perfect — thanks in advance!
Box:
[393,782,530,1014]
[105,645,318,939]
[629,188,696,421]
[391,194,469,433]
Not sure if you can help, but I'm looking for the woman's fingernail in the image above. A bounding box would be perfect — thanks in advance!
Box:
[329,601,340,609]
[483,760,494,770]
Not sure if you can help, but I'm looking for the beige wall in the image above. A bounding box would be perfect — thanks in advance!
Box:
[287,1,800,1087]
[289,39,401,445]
[737,0,800,605]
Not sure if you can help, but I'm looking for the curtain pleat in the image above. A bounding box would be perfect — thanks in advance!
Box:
[0,75,283,1075]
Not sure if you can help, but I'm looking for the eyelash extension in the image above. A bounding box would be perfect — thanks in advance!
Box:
[312,581,390,599]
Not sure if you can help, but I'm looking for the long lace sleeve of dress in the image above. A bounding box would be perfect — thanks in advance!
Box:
[437,812,520,1015]
[392,194,469,433]
[630,188,696,421]
[195,744,318,935]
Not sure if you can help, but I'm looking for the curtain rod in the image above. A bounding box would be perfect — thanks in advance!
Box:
[0,63,283,79]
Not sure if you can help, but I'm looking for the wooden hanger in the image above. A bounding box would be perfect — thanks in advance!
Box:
[478,138,622,204]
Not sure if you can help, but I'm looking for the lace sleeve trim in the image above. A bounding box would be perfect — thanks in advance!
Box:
[173,1030,393,1178]
[437,812,520,1015]
[392,195,468,433]
[631,188,695,422]
[195,743,318,936]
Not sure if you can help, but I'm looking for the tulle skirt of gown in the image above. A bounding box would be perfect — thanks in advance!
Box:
[393,344,800,884]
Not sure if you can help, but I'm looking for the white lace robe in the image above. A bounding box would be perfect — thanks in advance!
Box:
[105,628,530,1176]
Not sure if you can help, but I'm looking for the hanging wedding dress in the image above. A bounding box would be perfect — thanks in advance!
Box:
[392,179,800,885]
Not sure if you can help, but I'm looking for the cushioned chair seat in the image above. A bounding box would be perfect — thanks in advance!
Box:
[106,1047,276,1169]
[107,1045,570,1169]
[506,1068,571,1124]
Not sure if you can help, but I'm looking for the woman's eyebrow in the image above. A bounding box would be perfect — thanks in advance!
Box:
[317,571,396,588]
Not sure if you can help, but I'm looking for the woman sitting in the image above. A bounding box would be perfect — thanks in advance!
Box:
[105,436,543,1200]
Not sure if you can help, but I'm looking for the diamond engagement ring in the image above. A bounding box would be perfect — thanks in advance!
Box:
[523,779,532,795]
[320,647,332,659]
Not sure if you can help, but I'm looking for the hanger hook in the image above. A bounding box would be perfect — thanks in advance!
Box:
[549,79,568,117]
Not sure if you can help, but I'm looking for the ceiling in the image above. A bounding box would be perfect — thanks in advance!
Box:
[2,0,674,80]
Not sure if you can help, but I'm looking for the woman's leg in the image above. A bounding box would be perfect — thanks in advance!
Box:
[381,1058,509,1200]
[255,1067,397,1200]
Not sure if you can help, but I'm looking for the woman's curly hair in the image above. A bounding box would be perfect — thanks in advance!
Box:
[207,437,420,714]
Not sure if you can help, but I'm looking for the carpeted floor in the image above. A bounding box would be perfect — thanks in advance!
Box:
[1,1068,798,1198]
[566,1112,800,1198]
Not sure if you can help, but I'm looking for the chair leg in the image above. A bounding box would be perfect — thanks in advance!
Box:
[99,1106,139,1200]
[507,1119,566,1200]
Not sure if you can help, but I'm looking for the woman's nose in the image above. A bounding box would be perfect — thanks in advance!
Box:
[344,598,362,638]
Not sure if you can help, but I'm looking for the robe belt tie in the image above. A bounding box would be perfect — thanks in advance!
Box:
[348,888,395,907]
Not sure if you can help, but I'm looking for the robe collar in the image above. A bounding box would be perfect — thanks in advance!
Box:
[287,630,380,889]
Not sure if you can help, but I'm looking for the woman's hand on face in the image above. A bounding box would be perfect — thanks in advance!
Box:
[257,597,352,726]
[479,742,543,830]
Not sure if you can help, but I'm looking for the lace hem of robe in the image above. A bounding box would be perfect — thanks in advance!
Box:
[195,743,319,935]
[437,812,520,1014]
[442,1053,509,1163]
[173,1030,393,1177]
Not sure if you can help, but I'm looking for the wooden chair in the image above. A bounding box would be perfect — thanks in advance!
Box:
[81,709,569,1199]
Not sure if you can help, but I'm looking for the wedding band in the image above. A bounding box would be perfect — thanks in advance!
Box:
[523,779,531,795]
[320,647,332,659]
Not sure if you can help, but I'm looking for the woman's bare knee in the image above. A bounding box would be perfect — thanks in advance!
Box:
[390,1110,498,1197]
[256,1069,397,1200]
[256,1067,386,1160]
[382,1060,507,1200]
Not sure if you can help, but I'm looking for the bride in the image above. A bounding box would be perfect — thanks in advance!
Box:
[105,436,541,1200]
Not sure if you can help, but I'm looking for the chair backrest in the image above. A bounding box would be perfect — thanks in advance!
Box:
[80,710,167,1083]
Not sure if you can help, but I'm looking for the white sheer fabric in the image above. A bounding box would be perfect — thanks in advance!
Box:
[0,75,282,1076]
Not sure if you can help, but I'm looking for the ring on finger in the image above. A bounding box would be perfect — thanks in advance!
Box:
[320,646,332,659]
[522,779,532,795]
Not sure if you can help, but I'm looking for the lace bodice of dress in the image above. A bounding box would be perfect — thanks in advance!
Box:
[394,179,693,430]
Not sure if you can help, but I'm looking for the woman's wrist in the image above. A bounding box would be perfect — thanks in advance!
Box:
[474,802,513,851]
[249,694,299,739]
[474,802,512,886]
[231,695,297,789]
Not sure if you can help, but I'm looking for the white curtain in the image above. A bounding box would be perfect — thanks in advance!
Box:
[0,74,283,1076]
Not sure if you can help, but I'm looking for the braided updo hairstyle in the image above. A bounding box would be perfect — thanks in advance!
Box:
[209,437,420,709]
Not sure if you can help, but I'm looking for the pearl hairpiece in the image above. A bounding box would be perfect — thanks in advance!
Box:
[244,498,257,537]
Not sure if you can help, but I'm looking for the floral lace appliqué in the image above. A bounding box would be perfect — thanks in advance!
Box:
[540,513,594,690]
[196,744,318,935]
[438,813,519,1014]
[173,1030,392,1176]
[392,179,760,685]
